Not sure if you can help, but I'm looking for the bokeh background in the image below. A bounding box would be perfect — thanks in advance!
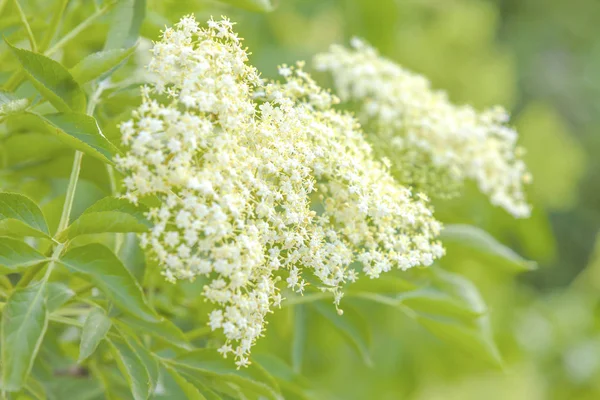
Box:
[2,0,599,399]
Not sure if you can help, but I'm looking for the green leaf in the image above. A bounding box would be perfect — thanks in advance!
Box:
[0,90,28,115]
[116,315,190,350]
[24,376,47,400]
[115,324,159,389]
[162,364,208,400]
[119,233,146,283]
[253,355,311,400]
[440,224,536,272]
[171,349,282,400]
[30,112,119,164]
[0,192,50,238]
[312,301,372,367]
[0,237,47,272]
[348,275,418,294]
[6,41,86,112]
[415,314,503,367]
[79,307,112,363]
[70,47,137,84]
[58,243,157,322]
[394,288,483,322]
[109,338,153,400]
[59,197,151,240]
[104,0,146,50]
[45,282,75,312]
[218,0,277,12]
[1,282,48,391]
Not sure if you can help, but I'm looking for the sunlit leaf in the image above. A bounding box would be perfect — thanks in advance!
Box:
[0,192,50,238]
[1,282,48,391]
[6,41,86,112]
[58,243,157,322]
[59,197,152,240]
[70,47,137,84]
[105,0,146,50]
[440,224,536,271]
[30,112,119,164]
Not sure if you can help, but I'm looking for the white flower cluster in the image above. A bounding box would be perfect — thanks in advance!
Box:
[116,16,444,367]
[314,38,532,218]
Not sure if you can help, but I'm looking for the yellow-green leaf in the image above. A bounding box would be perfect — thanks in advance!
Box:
[58,243,157,322]
[0,192,50,238]
[6,41,86,112]
[70,47,137,84]
[30,112,119,164]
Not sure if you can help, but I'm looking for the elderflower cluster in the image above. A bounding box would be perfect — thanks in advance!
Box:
[116,16,444,367]
[314,38,532,218]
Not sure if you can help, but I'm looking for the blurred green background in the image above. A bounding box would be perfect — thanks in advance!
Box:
[2,0,599,399]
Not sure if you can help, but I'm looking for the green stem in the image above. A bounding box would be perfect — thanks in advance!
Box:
[45,2,114,57]
[38,0,70,53]
[12,0,37,52]
[57,151,83,234]
[18,152,82,288]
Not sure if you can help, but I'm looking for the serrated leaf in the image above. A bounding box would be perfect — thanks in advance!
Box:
[30,112,119,164]
[440,224,536,272]
[58,243,157,322]
[415,314,503,367]
[109,339,152,400]
[6,41,86,112]
[45,282,75,312]
[218,0,277,12]
[162,364,208,400]
[59,197,151,240]
[0,237,47,272]
[79,308,112,363]
[0,192,50,238]
[171,349,282,400]
[312,302,372,367]
[1,282,48,391]
[70,47,137,84]
[105,0,146,50]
